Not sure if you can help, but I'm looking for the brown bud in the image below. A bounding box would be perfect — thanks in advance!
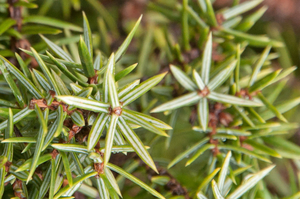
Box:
[198,86,210,97]
[113,107,122,116]
[51,149,59,159]
[94,162,104,174]
[219,112,233,126]
[49,90,56,97]
[5,161,12,173]
[29,99,47,109]
[216,13,225,26]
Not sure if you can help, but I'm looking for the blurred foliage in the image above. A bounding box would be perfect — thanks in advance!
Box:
[1,0,300,198]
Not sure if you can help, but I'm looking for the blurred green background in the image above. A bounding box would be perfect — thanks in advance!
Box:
[1,0,300,198]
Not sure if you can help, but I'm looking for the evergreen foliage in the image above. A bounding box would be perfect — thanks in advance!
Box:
[0,0,299,198]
